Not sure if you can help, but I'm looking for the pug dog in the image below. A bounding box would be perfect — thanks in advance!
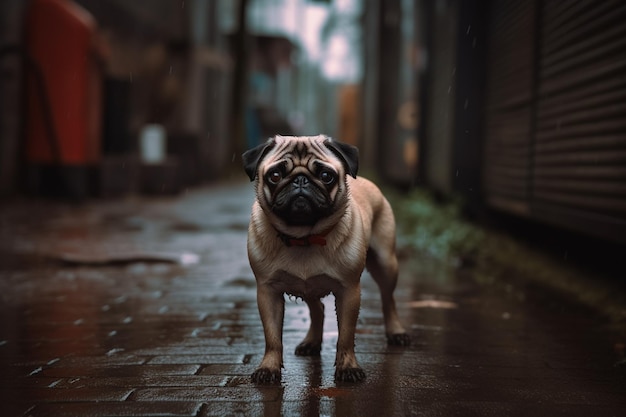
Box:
[242,134,410,384]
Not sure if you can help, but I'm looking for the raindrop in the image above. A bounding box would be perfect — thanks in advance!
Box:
[114,295,128,304]
[122,316,133,324]
[407,300,458,309]
[108,330,117,337]
[180,252,200,265]
[47,358,60,365]
[466,25,471,35]
[73,318,85,326]
[106,348,125,356]
[28,367,43,376]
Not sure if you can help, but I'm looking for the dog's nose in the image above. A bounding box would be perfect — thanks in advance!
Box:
[292,175,309,188]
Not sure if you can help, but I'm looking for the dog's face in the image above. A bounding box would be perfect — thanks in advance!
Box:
[242,135,358,227]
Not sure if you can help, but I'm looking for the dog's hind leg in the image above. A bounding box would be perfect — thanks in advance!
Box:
[366,248,410,346]
[366,205,410,346]
[295,297,324,356]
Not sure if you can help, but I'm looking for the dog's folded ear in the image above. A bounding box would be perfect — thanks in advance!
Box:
[242,138,276,181]
[324,138,359,178]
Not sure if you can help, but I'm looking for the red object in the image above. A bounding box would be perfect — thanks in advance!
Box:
[24,0,101,165]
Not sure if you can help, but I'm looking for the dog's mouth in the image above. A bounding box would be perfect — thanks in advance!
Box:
[272,189,331,226]
[284,195,316,225]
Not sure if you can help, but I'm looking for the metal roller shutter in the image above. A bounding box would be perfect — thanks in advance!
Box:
[533,0,626,243]
[483,0,626,243]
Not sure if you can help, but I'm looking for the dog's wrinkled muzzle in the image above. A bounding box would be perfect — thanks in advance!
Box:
[272,175,330,226]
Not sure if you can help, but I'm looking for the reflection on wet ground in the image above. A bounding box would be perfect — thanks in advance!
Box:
[0,183,624,416]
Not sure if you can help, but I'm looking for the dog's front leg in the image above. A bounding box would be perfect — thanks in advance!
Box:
[334,284,366,382]
[251,282,284,384]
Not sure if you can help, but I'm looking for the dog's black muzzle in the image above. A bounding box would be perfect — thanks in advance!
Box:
[272,174,331,226]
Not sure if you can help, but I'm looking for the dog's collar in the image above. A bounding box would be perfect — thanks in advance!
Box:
[276,227,333,247]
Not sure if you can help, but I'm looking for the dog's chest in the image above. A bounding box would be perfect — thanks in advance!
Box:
[270,270,343,299]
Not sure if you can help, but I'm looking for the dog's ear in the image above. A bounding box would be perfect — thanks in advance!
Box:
[242,138,276,181]
[324,138,359,178]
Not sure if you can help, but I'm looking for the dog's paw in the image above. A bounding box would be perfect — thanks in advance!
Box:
[295,342,321,356]
[251,367,281,384]
[335,367,366,383]
[387,333,411,346]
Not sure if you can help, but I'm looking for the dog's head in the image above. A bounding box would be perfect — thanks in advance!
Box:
[242,135,358,228]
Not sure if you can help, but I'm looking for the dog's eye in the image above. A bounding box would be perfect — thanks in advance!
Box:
[319,170,335,185]
[267,170,282,184]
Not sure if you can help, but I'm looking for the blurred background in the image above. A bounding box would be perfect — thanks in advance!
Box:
[0,0,625,248]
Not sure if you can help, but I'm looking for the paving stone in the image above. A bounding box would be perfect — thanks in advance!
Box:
[3,387,134,402]
[147,355,247,365]
[131,386,282,402]
[0,377,64,389]
[52,375,227,389]
[52,355,149,367]
[133,346,247,356]
[29,401,202,417]
[39,364,201,378]
[199,401,284,417]
[198,364,257,376]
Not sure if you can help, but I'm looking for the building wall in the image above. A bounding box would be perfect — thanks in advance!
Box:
[0,0,26,195]
[422,0,458,194]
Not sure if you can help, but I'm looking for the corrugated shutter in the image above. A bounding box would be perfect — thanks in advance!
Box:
[483,0,626,243]
[483,0,536,216]
[533,0,626,242]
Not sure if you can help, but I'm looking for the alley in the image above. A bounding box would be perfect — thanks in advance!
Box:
[0,182,624,417]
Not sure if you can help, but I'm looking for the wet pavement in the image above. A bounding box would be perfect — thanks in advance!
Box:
[0,182,624,417]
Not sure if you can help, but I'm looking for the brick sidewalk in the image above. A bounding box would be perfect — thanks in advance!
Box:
[0,183,624,416]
